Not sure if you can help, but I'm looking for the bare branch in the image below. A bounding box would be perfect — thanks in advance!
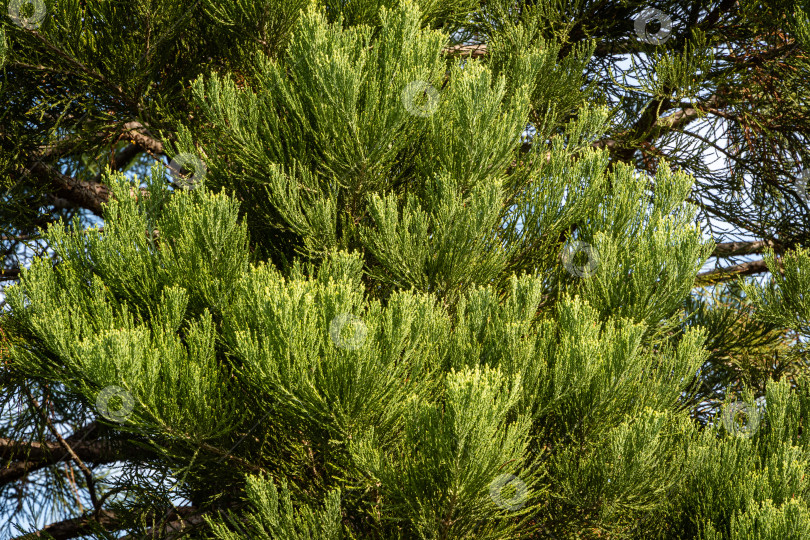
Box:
[697,259,773,282]
[443,43,487,58]
[13,509,121,540]
[712,239,779,258]
[0,425,149,486]
[122,122,165,157]
[0,267,21,282]
[12,506,197,540]
[26,388,101,511]
[26,162,109,217]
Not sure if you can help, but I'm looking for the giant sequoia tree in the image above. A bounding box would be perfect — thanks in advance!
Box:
[3,0,810,538]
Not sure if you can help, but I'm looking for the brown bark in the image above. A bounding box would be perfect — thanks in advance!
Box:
[697,259,773,281]
[12,506,197,540]
[0,426,149,486]
[711,239,779,258]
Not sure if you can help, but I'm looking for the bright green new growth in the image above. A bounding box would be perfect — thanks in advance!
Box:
[208,475,343,540]
[6,164,714,537]
[6,1,810,538]
[743,247,810,334]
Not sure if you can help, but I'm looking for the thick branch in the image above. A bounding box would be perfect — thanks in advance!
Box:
[110,143,143,172]
[14,509,121,540]
[0,267,22,282]
[13,506,197,540]
[122,121,165,156]
[27,162,109,217]
[0,426,149,486]
[24,159,152,218]
[119,512,209,540]
[697,259,772,281]
[711,240,779,258]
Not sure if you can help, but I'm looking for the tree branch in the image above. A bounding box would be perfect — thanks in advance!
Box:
[443,43,487,58]
[0,267,22,282]
[12,506,197,540]
[122,121,165,157]
[442,39,637,59]
[14,509,122,540]
[0,424,149,486]
[26,162,109,217]
[26,388,101,511]
[648,95,724,137]
[696,259,773,282]
[119,511,209,540]
[712,239,779,258]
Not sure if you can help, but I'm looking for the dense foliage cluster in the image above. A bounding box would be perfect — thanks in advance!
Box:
[3,0,810,538]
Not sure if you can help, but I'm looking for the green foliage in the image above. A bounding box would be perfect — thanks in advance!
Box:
[352,366,531,538]
[208,475,343,540]
[4,1,810,539]
[3,163,724,537]
[742,248,810,334]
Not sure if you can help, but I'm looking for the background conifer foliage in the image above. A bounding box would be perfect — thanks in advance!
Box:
[3,0,810,538]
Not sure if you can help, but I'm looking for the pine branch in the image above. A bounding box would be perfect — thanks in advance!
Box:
[696,258,773,282]
[11,506,198,540]
[523,94,723,158]
[121,121,165,157]
[712,239,779,258]
[26,162,109,217]
[27,29,138,111]
[12,509,122,540]
[118,512,209,540]
[25,388,101,511]
[0,427,149,486]
[0,267,21,282]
